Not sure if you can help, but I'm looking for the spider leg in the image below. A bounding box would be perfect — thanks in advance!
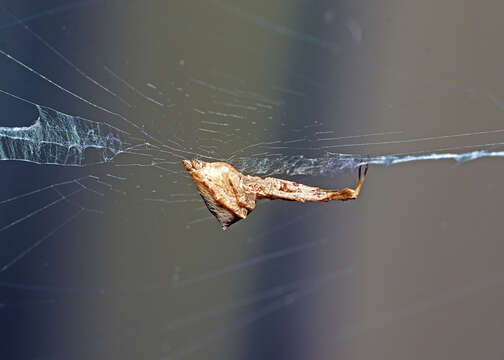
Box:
[324,163,368,201]
[353,163,369,197]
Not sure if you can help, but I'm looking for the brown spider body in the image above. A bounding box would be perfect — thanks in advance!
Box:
[182,159,368,230]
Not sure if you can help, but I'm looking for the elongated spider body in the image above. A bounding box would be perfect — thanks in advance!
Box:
[182,159,368,230]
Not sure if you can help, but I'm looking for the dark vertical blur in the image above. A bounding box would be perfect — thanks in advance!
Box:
[2,1,504,360]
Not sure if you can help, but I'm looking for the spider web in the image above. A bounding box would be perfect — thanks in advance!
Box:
[2,1,504,359]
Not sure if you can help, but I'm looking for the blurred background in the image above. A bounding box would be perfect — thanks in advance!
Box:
[1,0,504,359]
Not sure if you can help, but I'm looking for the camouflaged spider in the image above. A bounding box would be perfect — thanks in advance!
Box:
[183,159,368,230]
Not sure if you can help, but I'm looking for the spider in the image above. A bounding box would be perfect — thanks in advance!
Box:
[182,159,368,230]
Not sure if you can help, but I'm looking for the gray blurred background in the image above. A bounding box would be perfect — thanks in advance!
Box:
[1,0,504,359]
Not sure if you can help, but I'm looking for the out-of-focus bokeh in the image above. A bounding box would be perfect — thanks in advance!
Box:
[2,1,504,359]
